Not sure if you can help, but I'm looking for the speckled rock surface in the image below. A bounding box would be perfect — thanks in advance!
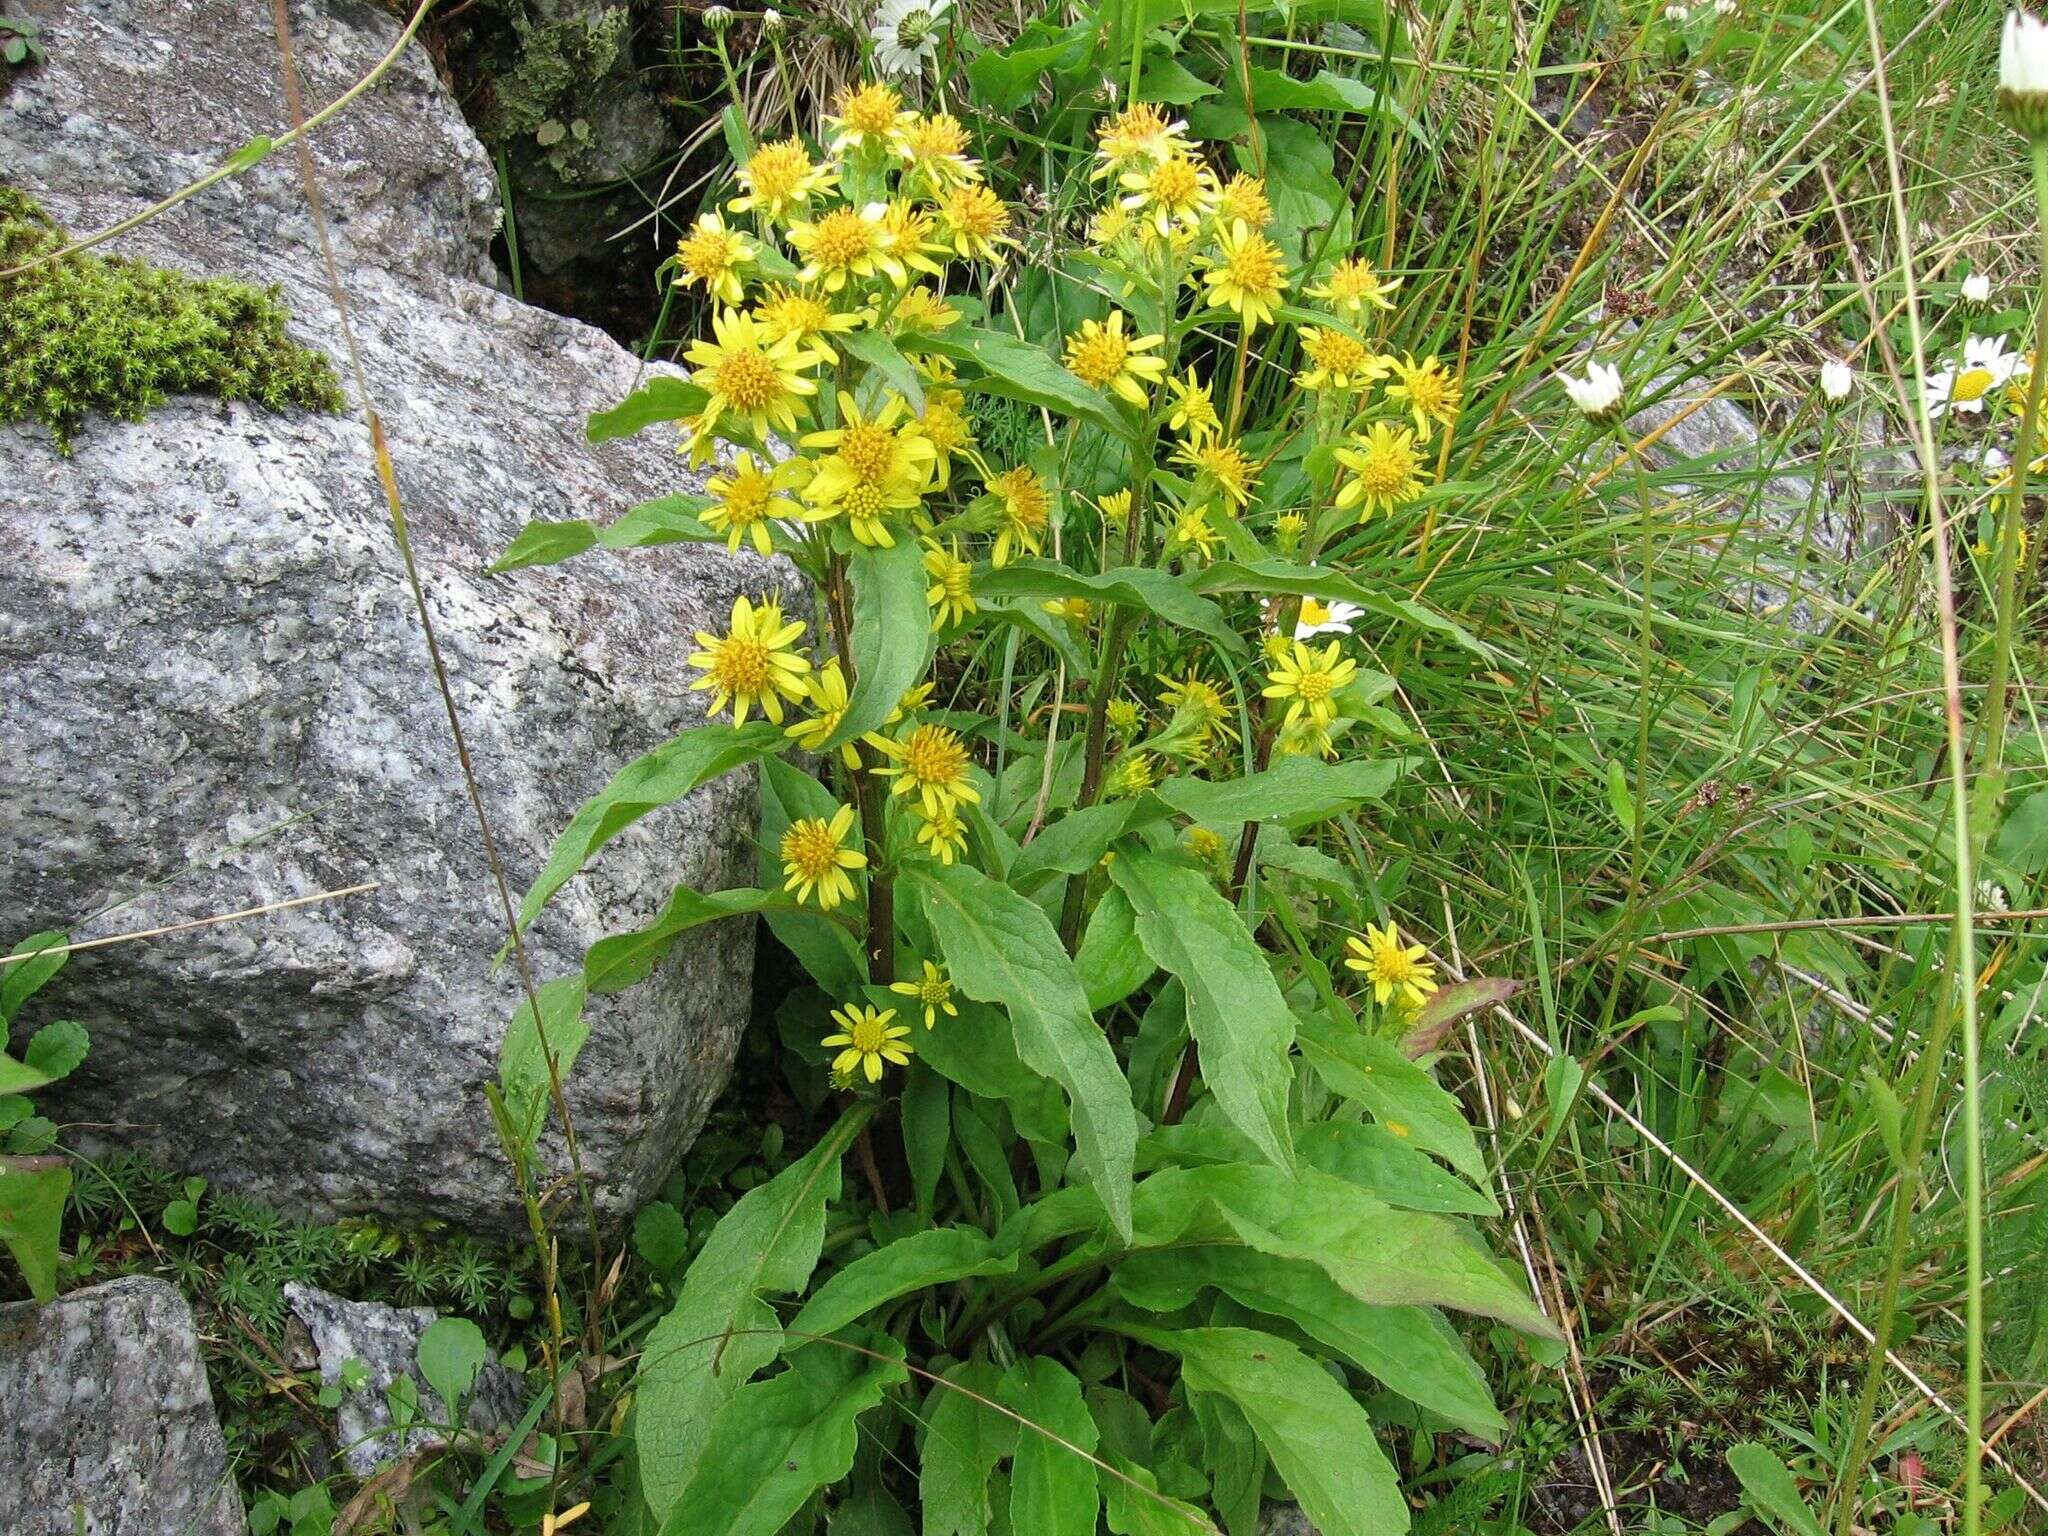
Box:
[0,1277,244,1536]
[0,0,793,1232]
[286,1283,523,1477]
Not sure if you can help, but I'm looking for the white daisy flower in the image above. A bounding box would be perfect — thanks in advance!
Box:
[1663,2,1688,18]
[1820,359,1854,401]
[1295,598,1365,640]
[1558,361,1625,419]
[869,0,952,77]
[1928,335,2023,416]
[1963,272,1993,303]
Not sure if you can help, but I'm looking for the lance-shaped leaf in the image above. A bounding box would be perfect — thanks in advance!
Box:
[916,325,1124,435]
[1190,557,1489,657]
[1001,1358,1099,1536]
[1154,755,1399,830]
[788,1227,1013,1341]
[920,1359,1015,1536]
[583,886,781,993]
[976,561,1241,653]
[827,540,935,749]
[587,375,709,443]
[1296,1013,1488,1184]
[496,974,589,1142]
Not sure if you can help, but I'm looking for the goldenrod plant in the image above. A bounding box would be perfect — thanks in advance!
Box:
[494,81,1556,1534]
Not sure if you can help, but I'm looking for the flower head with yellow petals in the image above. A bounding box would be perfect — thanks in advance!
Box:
[889,959,958,1028]
[822,1003,914,1083]
[1344,922,1438,1009]
[688,593,811,726]
[780,802,867,909]
[1064,311,1168,406]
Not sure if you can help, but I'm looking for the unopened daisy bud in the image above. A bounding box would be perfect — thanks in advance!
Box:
[1273,511,1307,553]
[1557,360,1625,422]
[1963,272,1993,303]
[704,3,734,30]
[2000,11,2048,142]
[762,6,784,30]
[1820,359,1854,402]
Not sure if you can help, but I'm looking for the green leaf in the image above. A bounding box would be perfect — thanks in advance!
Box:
[1397,976,1519,1057]
[1533,1054,1585,1170]
[902,1063,949,1215]
[839,327,925,412]
[1605,759,1637,833]
[828,540,934,750]
[416,1317,489,1420]
[1726,1444,1826,1536]
[601,493,719,549]
[584,886,779,993]
[515,721,784,932]
[757,757,868,995]
[917,1001,1068,1146]
[633,1200,691,1274]
[1,932,68,1024]
[788,1227,1013,1340]
[1001,1358,1099,1536]
[907,864,1138,1239]
[1189,558,1490,657]
[1111,1246,1504,1440]
[1009,800,1159,890]
[1861,1066,1906,1171]
[1156,756,1399,831]
[0,1054,50,1097]
[587,376,709,443]
[225,135,275,171]
[0,1158,70,1302]
[1296,1014,1488,1184]
[916,325,1124,435]
[21,1021,86,1085]
[920,1359,1015,1536]
[1143,1327,1407,1536]
[1297,1121,1496,1216]
[1138,55,1220,104]
[637,1108,863,1520]
[1108,851,1293,1170]
[495,975,589,1140]
[976,561,1241,653]
[490,518,599,573]
[1075,886,1156,1012]
[1242,67,1415,134]
[663,1338,907,1536]
[161,1198,199,1237]
[1102,1455,1218,1535]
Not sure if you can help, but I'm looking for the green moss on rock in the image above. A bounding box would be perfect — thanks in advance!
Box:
[0,186,344,452]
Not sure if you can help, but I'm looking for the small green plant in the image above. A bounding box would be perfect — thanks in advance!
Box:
[0,931,87,1302]
[0,13,45,67]
[0,185,343,450]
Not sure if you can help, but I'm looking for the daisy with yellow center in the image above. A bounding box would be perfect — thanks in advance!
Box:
[687,593,812,725]
[730,139,837,223]
[779,802,867,909]
[784,659,868,768]
[916,388,974,488]
[988,465,1051,566]
[872,721,981,818]
[788,203,900,293]
[674,212,756,305]
[1306,257,1401,314]
[912,801,968,864]
[682,307,822,454]
[752,283,861,366]
[897,111,981,190]
[1173,436,1257,509]
[1344,921,1439,1009]
[800,390,937,547]
[827,80,912,156]
[888,959,958,1029]
[1166,369,1220,442]
[1169,503,1221,563]
[822,1003,914,1083]
[1262,638,1357,729]
[1201,221,1288,330]
[1121,152,1218,237]
[703,449,805,555]
[1334,421,1430,520]
[1157,671,1239,745]
[937,184,1016,262]
[1092,101,1191,177]
[1214,173,1273,230]
[923,540,976,630]
[1384,353,1462,440]
[1064,311,1168,405]
[1296,327,1391,394]
[880,200,946,283]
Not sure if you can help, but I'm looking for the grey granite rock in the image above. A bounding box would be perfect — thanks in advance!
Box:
[0,1277,243,1536]
[286,1283,523,1477]
[0,0,796,1232]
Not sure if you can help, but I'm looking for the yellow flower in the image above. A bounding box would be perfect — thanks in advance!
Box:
[891,285,963,338]
[1334,421,1429,520]
[1262,638,1357,729]
[1121,152,1218,236]
[800,390,937,547]
[912,801,968,864]
[827,80,912,155]
[889,959,958,1029]
[872,721,981,818]
[1107,698,1141,737]
[1089,202,1134,249]
[1109,751,1156,797]
[730,138,837,222]
[1274,714,1336,759]
[1201,221,1288,330]
[1166,369,1220,442]
[1044,596,1091,624]
[898,111,981,190]
[924,540,977,629]
[1186,825,1226,862]
[1295,326,1391,393]
[1173,435,1257,509]
[674,212,756,305]
[1272,511,1306,553]
[542,1503,593,1536]
[789,203,900,293]
[1169,503,1221,563]
[1098,489,1133,526]
[1306,257,1400,314]
[1092,102,1191,177]
[703,449,806,555]
[880,199,946,283]
[988,465,1051,567]
[687,592,812,725]
[1215,173,1273,231]
[1384,353,1462,441]
[752,283,861,365]
[682,307,822,453]
[937,184,1016,262]
[917,387,974,487]
[1344,921,1438,1009]
[784,659,866,768]
[780,802,867,909]
[1064,311,1168,406]
[822,1003,914,1083]
[1157,671,1238,745]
